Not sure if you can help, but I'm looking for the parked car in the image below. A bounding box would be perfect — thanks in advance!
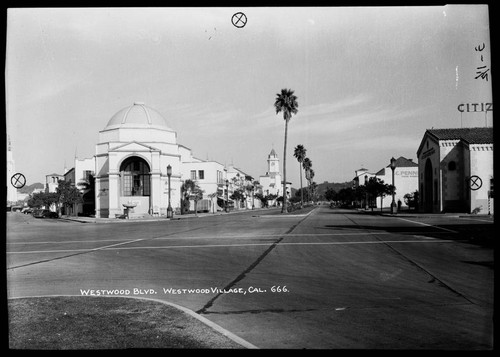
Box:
[33,209,58,219]
[22,207,33,214]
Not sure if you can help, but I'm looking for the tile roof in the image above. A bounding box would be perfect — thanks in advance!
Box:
[426,127,493,144]
[385,156,418,169]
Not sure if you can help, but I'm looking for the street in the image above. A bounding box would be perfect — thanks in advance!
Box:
[6,206,494,349]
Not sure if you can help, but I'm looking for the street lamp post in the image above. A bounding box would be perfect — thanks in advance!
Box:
[167,165,173,218]
[390,157,397,214]
[225,179,229,213]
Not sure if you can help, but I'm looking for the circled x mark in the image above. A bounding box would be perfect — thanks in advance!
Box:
[232,12,247,28]
[11,173,26,189]
[469,175,482,191]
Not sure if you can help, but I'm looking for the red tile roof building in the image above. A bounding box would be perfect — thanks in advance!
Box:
[416,127,493,214]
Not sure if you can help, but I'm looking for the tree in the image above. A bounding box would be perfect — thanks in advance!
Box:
[365,177,394,212]
[309,169,315,202]
[78,174,95,216]
[191,185,204,216]
[324,187,336,202]
[404,190,419,211]
[302,157,312,203]
[274,88,299,214]
[293,144,307,208]
[208,191,218,213]
[27,192,47,209]
[57,180,83,216]
[230,189,246,209]
[254,192,268,208]
[27,191,59,210]
[181,179,204,215]
[245,183,255,209]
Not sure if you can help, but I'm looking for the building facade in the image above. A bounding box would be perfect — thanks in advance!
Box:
[64,157,95,215]
[353,157,418,210]
[416,127,494,214]
[94,102,185,218]
[375,157,418,209]
[45,173,65,193]
[258,148,291,205]
[181,157,227,213]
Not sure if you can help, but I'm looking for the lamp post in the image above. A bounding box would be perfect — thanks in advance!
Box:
[225,179,229,213]
[390,157,397,214]
[167,165,173,218]
[364,175,369,210]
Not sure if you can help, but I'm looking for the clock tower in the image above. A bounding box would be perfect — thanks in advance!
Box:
[267,148,280,175]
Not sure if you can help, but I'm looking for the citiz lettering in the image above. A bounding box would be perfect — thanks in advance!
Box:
[457,103,493,113]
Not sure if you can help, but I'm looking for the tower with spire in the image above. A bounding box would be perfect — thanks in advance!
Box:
[259,148,284,205]
[6,134,18,204]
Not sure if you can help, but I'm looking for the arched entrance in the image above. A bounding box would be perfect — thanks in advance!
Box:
[424,158,433,212]
[120,156,151,214]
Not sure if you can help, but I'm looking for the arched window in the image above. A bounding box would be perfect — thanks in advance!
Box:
[120,156,151,196]
[448,161,457,171]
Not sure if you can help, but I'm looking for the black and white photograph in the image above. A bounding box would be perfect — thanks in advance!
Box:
[5,5,494,350]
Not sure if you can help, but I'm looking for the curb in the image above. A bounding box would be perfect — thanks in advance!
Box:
[58,207,283,224]
[8,294,259,349]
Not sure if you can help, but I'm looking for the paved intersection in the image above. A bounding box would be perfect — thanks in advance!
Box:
[6,207,494,349]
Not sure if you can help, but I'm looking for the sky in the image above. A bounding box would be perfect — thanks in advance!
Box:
[5,6,493,188]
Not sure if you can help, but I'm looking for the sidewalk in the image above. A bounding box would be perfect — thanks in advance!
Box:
[355,207,494,219]
[59,207,281,224]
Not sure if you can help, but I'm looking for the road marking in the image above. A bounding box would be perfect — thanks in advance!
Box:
[395,217,458,233]
[7,239,458,254]
[6,231,457,246]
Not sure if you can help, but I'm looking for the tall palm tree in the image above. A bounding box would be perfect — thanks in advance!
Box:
[302,157,312,202]
[309,169,315,202]
[293,144,307,208]
[274,88,299,213]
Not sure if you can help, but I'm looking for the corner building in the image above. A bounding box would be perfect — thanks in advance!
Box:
[95,102,184,218]
[416,127,493,214]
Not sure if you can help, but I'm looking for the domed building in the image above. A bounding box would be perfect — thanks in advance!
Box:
[95,102,189,218]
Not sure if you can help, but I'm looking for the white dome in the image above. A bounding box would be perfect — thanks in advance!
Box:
[104,102,172,130]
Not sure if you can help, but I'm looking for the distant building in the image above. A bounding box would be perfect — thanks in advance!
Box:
[352,167,376,188]
[45,173,65,193]
[181,157,227,212]
[374,156,418,209]
[227,164,259,209]
[353,157,418,209]
[258,148,291,206]
[64,157,95,215]
[416,127,494,214]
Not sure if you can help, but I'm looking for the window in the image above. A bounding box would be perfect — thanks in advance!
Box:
[190,170,197,180]
[85,170,93,181]
[448,161,456,171]
[198,170,205,180]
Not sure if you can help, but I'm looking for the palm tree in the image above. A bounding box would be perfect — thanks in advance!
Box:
[309,169,315,202]
[302,157,312,203]
[274,88,299,213]
[293,145,307,208]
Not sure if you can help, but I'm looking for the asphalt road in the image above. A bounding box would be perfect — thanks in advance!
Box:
[6,207,494,349]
